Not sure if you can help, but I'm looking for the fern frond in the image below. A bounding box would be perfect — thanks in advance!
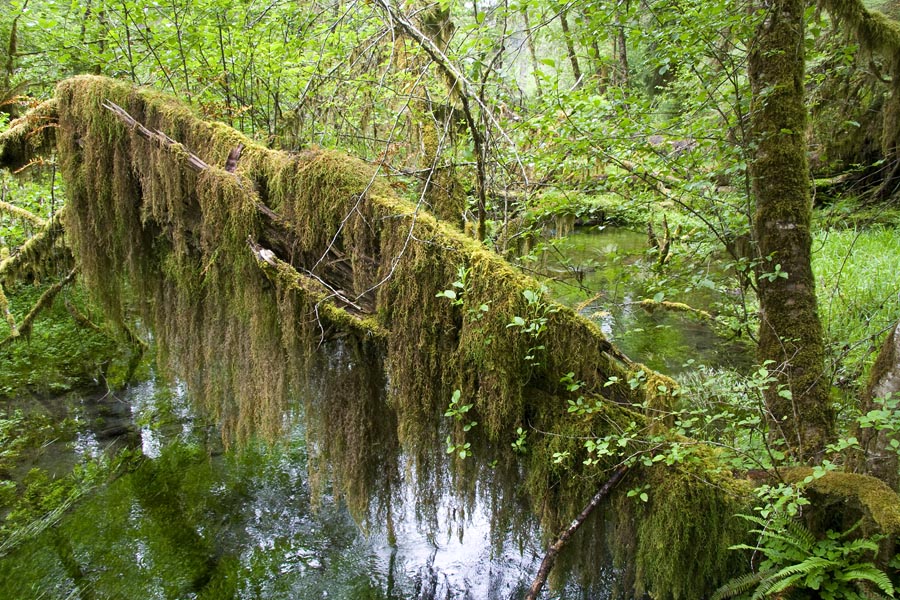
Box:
[764,571,806,595]
[837,538,880,556]
[756,529,815,554]
[750,576,778,600]
[837,565,896,595]
[770,556,835,579]
[781,517,816,551]
[711,569,774,600]
[736,514,770,529]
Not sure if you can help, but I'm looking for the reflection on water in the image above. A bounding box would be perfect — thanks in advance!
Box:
[0,382,607,599]
[527,226,752,374]
[0,226,746,600]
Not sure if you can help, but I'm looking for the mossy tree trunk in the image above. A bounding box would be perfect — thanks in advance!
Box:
[749,0,833,461]
[854,321,900,490]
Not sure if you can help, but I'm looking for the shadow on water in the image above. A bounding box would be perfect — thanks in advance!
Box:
[0,381,612,599]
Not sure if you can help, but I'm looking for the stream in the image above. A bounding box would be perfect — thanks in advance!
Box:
[531,226,751,374]
[0,382,589,600]
[0,226,750,599]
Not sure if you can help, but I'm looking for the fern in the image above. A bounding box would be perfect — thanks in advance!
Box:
[771,556,836,579]
[710,569,773,600]
[837,566,895,595]
[714,513,897,600]
[763,571,807,596]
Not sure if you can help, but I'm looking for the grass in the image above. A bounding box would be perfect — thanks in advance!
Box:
[813,226,900,393]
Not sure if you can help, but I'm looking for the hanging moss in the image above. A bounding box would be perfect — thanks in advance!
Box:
[29,75,762,596]
[0,99,58,172]
[822,0,900,59]
[631,458,750,599]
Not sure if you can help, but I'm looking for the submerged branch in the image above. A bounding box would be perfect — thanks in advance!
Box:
[525,465,629,600]
[634,299,714,321]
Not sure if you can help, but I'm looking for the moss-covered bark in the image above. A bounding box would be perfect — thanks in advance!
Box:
[853,321,900,490]
[749,0,833,461]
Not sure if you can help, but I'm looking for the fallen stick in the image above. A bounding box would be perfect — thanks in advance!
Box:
[525,465,628,600]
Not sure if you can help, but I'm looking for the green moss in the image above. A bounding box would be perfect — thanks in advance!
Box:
[18,75,762,596]
[823,0,900,59]
[631,458,751,600]
[784,468,900,535]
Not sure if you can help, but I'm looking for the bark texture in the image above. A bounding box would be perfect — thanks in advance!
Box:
[856,321,900,490]
[749,0,833,461]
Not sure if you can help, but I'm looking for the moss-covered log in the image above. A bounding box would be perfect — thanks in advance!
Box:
[5,75,897,598]
[749,0,833,461]
[785,468,900,535]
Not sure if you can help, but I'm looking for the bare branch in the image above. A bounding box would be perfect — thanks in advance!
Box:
[525,465,629,600]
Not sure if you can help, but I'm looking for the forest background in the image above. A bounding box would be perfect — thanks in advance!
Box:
[3,0,900,598]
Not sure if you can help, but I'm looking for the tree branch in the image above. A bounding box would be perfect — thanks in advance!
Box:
[0,199,47,227]
[525,465,629,600]
[0,268,77,347]
[371,0,490,239]
[0,98,58,172]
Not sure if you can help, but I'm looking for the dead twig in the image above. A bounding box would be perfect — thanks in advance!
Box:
[525,465,629,600]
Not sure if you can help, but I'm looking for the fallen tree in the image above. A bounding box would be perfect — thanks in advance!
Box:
[2,76,899,598]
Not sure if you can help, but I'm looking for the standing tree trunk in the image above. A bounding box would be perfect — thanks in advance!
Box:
[854,321,900,490]
[521,6,543,97]
[614,2,630,86]
[558,6,582,88]
[749,0,833,462]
